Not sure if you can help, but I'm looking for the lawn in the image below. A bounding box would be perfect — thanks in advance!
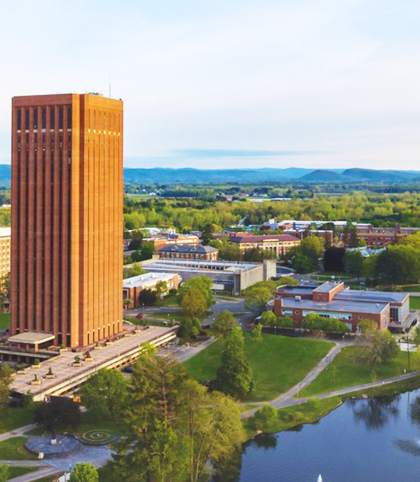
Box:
[301,345,419,397]
[0,437,36,460]
[0,312,10,330]
[184,333,334,402]
[6,466,38,480]
[155,294,179,308]
[0,406,36,434]
[410,296,420,310]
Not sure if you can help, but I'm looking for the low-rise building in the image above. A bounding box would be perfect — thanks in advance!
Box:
[123,272,180,308]
[144,234,200,253]
[158,244,219,261]
[272,281,415,332]
[229,234,301,257]
[142,258,276,295]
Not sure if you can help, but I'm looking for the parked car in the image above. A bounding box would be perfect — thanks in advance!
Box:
[123,366,133,373]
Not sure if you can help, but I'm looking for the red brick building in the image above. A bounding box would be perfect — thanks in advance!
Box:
[273,282,414,332]
[229,234,300,257]
[158,244,218,261]
[11,93,123,348]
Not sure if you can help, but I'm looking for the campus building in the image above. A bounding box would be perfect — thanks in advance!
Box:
[143,258,276,295]
[0,227,11,277]
[158,244,219,261]
[272,282,416,332]
[123,272,180,308]
[144,233,200,253]
[11,93,123,349]
[229,234,301,257]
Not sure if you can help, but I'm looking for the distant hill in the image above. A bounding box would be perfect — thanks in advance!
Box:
[298,170,344,183]
[0,165,419,185]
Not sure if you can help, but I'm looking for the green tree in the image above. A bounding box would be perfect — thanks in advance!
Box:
[343,250,364,280]
[181,286,208,318]
[254,404,278,430]
[139,288,158,306]
[178,317,202,340]
[214,326,253,397]
[244,286,273,314]
[260,311,277,327]
[291,253,314,273]
[155,280,168,299]
[69,463,99,482]
[0,465,8,482]
[80,369,128,420]
[34,398,81,436]
[251,323,263,341]
[177,276,215,309]
[212,310,237,339]
[0,365,11,409]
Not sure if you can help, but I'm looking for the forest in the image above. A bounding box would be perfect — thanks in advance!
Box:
[123,191,420,232]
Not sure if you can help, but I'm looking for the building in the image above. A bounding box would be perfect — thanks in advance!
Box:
[143,258,277,295]
[158,244,219,261]
[123,272,180,308]
[11,93,123,349]
[229,234,301,257]
[0,227,11,277]
[272,282,416,332]
[144,233,200,253]
[283,229,333,244]
[353,224,420,248]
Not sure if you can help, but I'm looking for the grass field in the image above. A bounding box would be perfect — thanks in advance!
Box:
[0,437,36,460]
[155,294,179,308]
[300,346,419,397]
[184,333,334,402]
[410,297,420,310]
[0,312,10,330]
[0,407,35,434]
[5,466,38,480]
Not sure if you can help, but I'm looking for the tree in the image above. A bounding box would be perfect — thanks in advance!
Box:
[343,250,364,280]
[348,227,360,248]
[357,320,399,375]
[201,223,215,245]
[212,310,237,339]
[34,397,81,436]
[181,286,208,318]
[80,369,128,420]
[177,276,215,310]
[324,247,345,272]
[178,317,202,340]
[138,288,157,306]
[244,286,273,314]
[69,463,98,482]
[291,253,313,273]
[155,280,168,299]
[243,248,276,262]
[0,365,11,409]
[127,230,144,251]
[260,311,277,328]
[275,316,296,330]
[254,404,278,430]
[214,326,253,397]
[251,323,263,341]
[113,352,190,482]
[0,273,10,312]
[0,465,8,482]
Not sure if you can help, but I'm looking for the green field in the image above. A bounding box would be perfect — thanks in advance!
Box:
[184,333,334,402]
[0,312,10,330]
[0,437,36,460]
[301,346,419,397]
[6,466,38,480]
[410,297,420,310]
[0,407,35,434]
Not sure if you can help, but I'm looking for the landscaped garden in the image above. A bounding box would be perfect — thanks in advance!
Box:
[184,333,334,402]
[300,345,419,397]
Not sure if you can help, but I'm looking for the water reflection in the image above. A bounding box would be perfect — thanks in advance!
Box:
[252,433,277,450]
[351,395,400,430]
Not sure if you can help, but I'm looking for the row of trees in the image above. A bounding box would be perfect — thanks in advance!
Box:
[80,346,243,482]
[283,236,326,273]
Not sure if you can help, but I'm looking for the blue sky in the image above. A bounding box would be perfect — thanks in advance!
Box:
[1,0,419,170]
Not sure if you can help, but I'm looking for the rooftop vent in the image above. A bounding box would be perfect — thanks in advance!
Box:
[295,296,301,302]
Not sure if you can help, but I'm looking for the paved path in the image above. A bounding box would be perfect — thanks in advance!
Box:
[241,342,344,418]
[8,466,60,482]
[160,336,216,363]
[0,424,38,443]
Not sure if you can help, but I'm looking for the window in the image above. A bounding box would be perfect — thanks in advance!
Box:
[42,108,46,129]
[390,307,399,323]
[50,107,55,129]
[59,107,63,129]
[33,108,38,129]
[25,109,29,130]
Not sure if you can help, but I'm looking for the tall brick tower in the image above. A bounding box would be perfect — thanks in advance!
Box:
[11,93,123,348]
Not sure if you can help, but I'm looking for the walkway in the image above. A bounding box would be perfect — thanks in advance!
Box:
[0,424,37,443]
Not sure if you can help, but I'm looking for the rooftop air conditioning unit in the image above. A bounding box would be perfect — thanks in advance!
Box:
[295,296,301,302]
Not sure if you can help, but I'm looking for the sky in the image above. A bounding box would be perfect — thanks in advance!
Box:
[1,0,420,170]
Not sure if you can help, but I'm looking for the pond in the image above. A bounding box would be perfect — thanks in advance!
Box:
[214,389,420,482]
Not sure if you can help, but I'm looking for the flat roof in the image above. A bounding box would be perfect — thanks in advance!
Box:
[313,282,344,293]
[143,259,258,272]
[0,227,11,237]
[335,290,408,304]
[8,332,56,345]
[281,297,389,314]
[123,272,177,289]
